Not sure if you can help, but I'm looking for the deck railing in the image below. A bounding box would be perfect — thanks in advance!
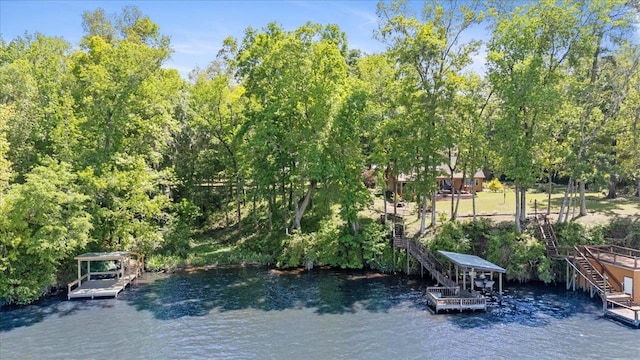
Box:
[586,246,640,269]
[426,286,486,312]
[606,300,640,327]
[407,240,456,288]
[67,273,89,293]
[564,256,607,298]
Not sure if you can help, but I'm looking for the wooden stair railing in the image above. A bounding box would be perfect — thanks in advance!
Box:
[403,237,456,288]
[536,215,559,258]
[570,246,619,299]
[580,245,623,293]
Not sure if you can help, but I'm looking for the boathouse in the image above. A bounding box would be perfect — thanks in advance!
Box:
[538,215,639,327]
[423,250,505,313]
[67,252,144,299]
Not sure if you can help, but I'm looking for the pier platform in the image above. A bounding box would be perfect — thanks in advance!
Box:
[68,252,144,300]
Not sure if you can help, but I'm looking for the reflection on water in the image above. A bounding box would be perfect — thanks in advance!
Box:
[1,268,638,360]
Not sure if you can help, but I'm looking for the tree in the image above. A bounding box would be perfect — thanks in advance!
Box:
[487,0,580,231]
[447,74,492,220]
[0,34,73,180]
[0,106,11,194]
[188,64,247,235]
[377,0,484,232]
[557,0,638,220]
[231,23,349,233]
[0,160,92,305]
[69,8,182,251]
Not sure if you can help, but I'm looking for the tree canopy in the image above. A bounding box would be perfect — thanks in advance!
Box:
[0,1,638,304]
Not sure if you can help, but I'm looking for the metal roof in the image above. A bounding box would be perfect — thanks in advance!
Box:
[438,250,506,273]
[75,251,131,261]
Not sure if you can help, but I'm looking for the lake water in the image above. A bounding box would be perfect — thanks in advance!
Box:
[1,268,638,360]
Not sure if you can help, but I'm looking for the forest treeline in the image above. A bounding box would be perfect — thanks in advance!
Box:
[1,1,639,304]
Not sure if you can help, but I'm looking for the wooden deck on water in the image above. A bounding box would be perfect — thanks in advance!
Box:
[68,274,138,299]
[389,222,495,313]
[67,251,144,300]
[426,286,486,313]
[605,300,640,328]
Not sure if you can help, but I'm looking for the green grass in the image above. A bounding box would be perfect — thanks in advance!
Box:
[415,189,639,217]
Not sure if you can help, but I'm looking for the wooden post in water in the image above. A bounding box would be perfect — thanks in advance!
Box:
[603,274,607,311]
[499,273,503,305]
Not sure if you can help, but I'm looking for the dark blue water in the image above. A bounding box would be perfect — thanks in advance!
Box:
[1,268,638,359]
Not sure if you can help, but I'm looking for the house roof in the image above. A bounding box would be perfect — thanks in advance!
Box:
[438,250,506,273]
[436,155,484,179]
[436,168,485,179]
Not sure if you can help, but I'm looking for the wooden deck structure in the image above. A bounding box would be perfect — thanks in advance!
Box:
[67,252,144,300]
[536,216,640,328]
[392,221,503,313]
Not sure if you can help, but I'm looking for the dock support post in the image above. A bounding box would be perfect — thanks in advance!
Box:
[499,273,503,305]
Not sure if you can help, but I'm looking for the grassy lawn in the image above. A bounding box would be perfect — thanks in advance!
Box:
[369,187,639,235]
[451,189,640,217]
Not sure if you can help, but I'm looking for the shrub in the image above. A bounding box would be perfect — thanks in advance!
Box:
[428,220,471,254]
[487,178,504,192]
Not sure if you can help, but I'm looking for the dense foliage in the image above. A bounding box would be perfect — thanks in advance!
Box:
[1,1,639,304]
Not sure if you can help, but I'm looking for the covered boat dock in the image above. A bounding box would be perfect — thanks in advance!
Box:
[438,250,506,297]
[426,251,505,313]
[67,252,144,300]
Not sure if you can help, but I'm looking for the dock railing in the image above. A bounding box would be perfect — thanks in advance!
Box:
[606,300,640,327]
[426,286,486,313]
[586,245,640,269]
[67,273,90,294]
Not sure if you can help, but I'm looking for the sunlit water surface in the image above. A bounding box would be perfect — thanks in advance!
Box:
[1,268,639,360]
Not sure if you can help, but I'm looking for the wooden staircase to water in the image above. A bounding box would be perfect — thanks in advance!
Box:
[534,216,637,326]
[536,214,561,258]
[392,221,486,312]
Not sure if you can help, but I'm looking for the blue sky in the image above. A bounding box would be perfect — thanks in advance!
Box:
[1,0,391,78]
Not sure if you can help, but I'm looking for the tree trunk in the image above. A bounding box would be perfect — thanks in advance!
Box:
[383,184,388,223]
[547,173,552,215]
[520,187,527,222]
[236,176,242,237]
[225,183,230,227]
[557,178,572,224]
[268,184,274,232]
[515,184,522,233]
[252,185,258,230]
[567,182,575,221]
[431,191,437,227]
[606,171,617,199]
[450,175,455,219]
[393,177,398,222]
[472,182,477,220]
[420,194,427,235]
[579,181,587,216]
[453,171,466,220]
[292,180,317,232]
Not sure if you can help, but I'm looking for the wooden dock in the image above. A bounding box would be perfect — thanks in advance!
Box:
[68,275,138,299]
[605,301,640,327]
[536,217,640,328]
[67,252,144,300]
[426,286,486,313]
[391,223,497,313]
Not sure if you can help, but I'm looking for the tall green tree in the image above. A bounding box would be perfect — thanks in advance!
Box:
[230,23,350,233]
[69,7,182,251]
[188,64,247,235]
[0,160,92,305]
[557,0,638,220]
[377,0,484,232]
[0,34,73,180]
[487,0,580,231]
